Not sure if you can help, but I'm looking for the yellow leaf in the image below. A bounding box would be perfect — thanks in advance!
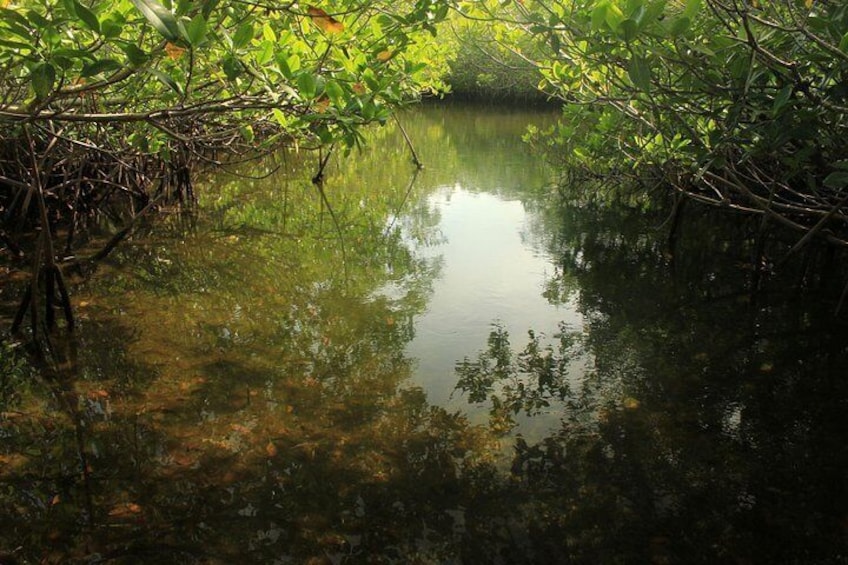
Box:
[314,96,330,112]
[165,42,186,60]
[307,6,344,34]
[805,0,813,7]
[376,50,393,62]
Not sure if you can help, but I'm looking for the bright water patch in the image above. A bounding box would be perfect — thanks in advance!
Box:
[401,186,583,417]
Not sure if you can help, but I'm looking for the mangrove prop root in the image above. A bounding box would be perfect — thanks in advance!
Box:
[10,264,75,336]
[11,285,32,334]
[54,265,74,331]
[1,120,211,337]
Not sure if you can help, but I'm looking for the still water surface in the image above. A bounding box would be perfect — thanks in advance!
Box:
[2,103,848,563]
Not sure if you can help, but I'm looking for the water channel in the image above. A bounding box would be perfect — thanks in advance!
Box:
[2,103,848,563]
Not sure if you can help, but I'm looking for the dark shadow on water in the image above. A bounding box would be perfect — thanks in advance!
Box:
[453,200,848,563]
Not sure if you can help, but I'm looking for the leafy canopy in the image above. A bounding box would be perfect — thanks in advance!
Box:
[454,0,848,245]
[0,0,453,152]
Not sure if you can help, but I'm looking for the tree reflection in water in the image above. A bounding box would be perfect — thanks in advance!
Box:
[454,201,848,563]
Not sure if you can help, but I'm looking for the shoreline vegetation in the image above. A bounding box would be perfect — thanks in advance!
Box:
[3,0,848,346]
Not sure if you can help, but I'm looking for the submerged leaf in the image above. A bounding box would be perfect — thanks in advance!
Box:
[622,397,640,410]
[266,441,278,457]
[109,502,142,518]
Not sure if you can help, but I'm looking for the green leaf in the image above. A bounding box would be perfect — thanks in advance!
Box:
[840,32,848,54]
[256,40,274,66]
[0,38,34,50]
[131,0,179,41]
[222,55,240,80]
[101,20,123,38]
[123,43,148,66]
[591,1,609,30]
[683,0,702,18]
[0,8,32,38]
[605,2,625,30]
[31,62,55,99]
[277,53,294,80]
[272,108,289,127]
[629,4,647,26]
[669,16,690,36]
[186,13,207,46]
[25,9,50,29]
[628,55,652,91]
[201,0,220,19]
[824,172,848,189]
[325,80,344,105]
[620,18,638,41]
[772,84,793,114]
[297,72,317,99]
[362,69,380,92]
[232,22,254,49]
[72,0,101,34]
[644,0,668,25]
[53,47,95,60]
[81,58,122,77]
[150,68,183,95]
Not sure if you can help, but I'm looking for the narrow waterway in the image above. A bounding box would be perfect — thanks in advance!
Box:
[2,103,847,563]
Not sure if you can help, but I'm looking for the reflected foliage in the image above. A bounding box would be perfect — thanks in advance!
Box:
[456,323,577,434]
[454,200,848,563]
[399,102,557,197]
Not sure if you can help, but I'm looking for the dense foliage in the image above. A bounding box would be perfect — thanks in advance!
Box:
[442,16,548,102]
[0,0,452,338]
[456,0,848,249]
[0,0,451,148]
